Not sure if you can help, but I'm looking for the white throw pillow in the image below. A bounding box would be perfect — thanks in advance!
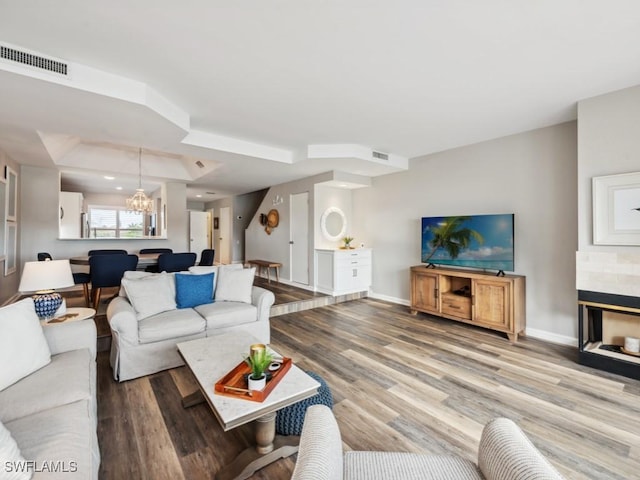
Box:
[188,266,218,297]
[119,270,156,297]
[215,267,255,304]
[189,264,244,297]
[188,266,217,275]
[121,273,177,320]
[0,420,30,479]
[0,298,51,392]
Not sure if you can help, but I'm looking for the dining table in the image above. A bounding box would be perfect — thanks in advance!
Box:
[69,252,161,270]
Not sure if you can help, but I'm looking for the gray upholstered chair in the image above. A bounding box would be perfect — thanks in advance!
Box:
[291,405,564,480]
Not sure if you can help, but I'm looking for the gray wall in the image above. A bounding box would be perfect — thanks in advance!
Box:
[351,122,578,343]
[205,191,267,264]
[577,83,640,254]
[11,95,630,343]
[20,165,188,273]
[245,172,337,282]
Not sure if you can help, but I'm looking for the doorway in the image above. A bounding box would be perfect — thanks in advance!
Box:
[219,206,232,264]
[189,211,211,262]
[290,192,309,285]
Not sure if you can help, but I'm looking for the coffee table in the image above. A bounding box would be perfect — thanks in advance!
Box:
[177,333,320,480]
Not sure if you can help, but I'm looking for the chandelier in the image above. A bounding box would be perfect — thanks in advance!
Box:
[126,147,154,213]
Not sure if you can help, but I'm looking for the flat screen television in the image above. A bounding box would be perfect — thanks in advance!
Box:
[421,214,514,274]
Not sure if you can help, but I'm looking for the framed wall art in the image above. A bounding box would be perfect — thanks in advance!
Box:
[4,166,17,221]
[0,177,5,261]
[5,222,16,275]
[593,171,640,245]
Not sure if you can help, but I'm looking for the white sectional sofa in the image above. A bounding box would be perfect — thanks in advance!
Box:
[107,264,275,382]
[0,298,99,480]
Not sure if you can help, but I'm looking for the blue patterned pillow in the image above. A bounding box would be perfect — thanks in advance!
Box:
[175,272,214,309]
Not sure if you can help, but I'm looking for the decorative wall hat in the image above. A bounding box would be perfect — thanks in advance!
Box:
[265,209,279,235]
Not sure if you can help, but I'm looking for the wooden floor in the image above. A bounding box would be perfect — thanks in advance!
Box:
[96,297,640,480]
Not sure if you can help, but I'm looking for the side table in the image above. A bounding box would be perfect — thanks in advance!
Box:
[44,307,96,325]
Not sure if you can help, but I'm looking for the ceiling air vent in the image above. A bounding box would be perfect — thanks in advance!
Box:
[0,45,68,75]
[195,160,205,168]
[372,151,389,161]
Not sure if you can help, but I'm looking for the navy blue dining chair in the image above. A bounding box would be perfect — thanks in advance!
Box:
[89,254,138,311]
[199,249,215,266]
[38,252,91,307]
[157,252,197,273]
[88,249,128,256]
[139,248,173,272]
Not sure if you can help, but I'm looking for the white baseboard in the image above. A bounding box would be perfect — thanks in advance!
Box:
[368,291,410,306]
[368,292,578,347]
[525,328,577,347]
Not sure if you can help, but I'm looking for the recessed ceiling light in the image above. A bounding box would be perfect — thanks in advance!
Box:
[104,176,115,180]
[116,186,123,190]
[196,194,202,198]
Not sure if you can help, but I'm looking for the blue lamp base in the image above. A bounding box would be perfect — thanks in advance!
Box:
[33,291,63,321]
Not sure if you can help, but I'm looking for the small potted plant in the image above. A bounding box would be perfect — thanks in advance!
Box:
[245,344,273,391]
[342,236,354,249]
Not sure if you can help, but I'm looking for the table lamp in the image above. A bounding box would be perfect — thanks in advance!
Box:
[19,259,74,321]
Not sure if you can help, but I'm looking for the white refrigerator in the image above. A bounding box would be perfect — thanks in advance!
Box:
[59,191,86,238]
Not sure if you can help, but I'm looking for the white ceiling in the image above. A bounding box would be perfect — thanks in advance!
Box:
[0,1,639,201]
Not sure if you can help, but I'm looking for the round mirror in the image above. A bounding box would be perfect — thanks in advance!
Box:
[320,207,347,242]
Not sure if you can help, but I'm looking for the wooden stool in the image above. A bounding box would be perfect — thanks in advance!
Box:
[247,260,282,283]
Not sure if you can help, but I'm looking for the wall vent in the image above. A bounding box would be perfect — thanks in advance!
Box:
[0,45,68,75]
[372,151,389,161]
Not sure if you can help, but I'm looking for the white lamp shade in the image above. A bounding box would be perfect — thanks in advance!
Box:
[19,260,75,292]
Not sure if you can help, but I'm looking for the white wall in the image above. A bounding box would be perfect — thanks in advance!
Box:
[314,185,352,249]
[351,122,578,342]
[577,83,640,253]
[208,197,233,263]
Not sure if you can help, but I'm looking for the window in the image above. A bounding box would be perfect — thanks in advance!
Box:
[89,206,144,238]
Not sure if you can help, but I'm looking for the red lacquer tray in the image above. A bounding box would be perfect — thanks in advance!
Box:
[214,357,292,402]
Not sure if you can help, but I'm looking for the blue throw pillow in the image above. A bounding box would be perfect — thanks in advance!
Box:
[175,272,214,309]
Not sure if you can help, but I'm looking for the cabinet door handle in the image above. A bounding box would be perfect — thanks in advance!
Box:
[60,206,64,219]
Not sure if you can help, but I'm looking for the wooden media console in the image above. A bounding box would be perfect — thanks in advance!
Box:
[410,265,526,342]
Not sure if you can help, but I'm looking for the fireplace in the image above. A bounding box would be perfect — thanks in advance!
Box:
[578,290,640,380]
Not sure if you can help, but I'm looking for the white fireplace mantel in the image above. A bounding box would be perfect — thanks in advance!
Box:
[576,251,640,297]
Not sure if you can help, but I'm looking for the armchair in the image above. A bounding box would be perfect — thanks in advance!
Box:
[292,405,564,480]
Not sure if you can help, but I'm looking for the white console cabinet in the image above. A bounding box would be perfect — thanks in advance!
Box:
[315,248,372,296]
